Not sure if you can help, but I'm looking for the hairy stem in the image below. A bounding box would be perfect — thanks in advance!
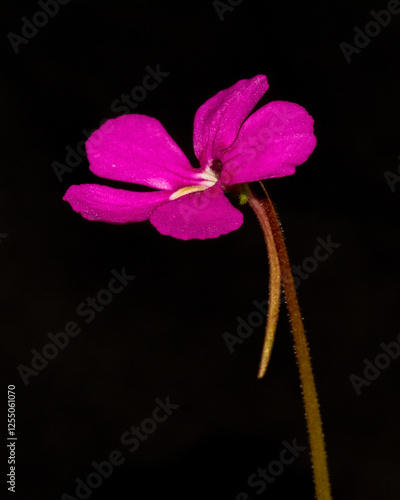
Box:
[248,182,332,500]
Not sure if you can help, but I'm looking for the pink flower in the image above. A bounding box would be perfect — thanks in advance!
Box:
[63,75,316,240]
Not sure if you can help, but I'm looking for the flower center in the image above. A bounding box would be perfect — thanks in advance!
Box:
[169,162,220,201]
[209,159,223,176]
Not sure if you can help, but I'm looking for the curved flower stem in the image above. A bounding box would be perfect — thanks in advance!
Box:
[247,187,282,378]
[248,182,332,500]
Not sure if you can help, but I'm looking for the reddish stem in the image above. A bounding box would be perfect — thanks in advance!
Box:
[248,182,332,500]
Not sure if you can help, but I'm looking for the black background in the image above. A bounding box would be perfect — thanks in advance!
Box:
[2,1,400,499]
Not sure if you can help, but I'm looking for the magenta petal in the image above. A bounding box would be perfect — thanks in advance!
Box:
[86,115,201,191]
[193,75,269,169]
[63,184,172,224]
[150,185,243,240]
[220,101,317,186]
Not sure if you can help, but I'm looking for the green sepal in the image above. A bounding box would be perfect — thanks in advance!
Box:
[239,183,250,205]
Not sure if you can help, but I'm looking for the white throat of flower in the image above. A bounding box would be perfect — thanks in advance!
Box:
[169,166,219,201]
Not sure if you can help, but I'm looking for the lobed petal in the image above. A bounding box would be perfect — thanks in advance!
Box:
[193,75,269,169]
[220,101,317,186]
[63,184,172,224]
[150,184,243,240]
[86,115,201,191]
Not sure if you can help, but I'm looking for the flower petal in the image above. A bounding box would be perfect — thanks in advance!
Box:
[63,184,172,224]
[150,184,243,240]
[86,115,201,191]
[220,101,317,186]
[193,75,269,169]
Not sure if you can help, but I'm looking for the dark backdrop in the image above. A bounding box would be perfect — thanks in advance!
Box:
[2,1,400,499]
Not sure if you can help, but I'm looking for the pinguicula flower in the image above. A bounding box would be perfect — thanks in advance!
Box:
[63,75,333,500]
[63,75,316,240]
